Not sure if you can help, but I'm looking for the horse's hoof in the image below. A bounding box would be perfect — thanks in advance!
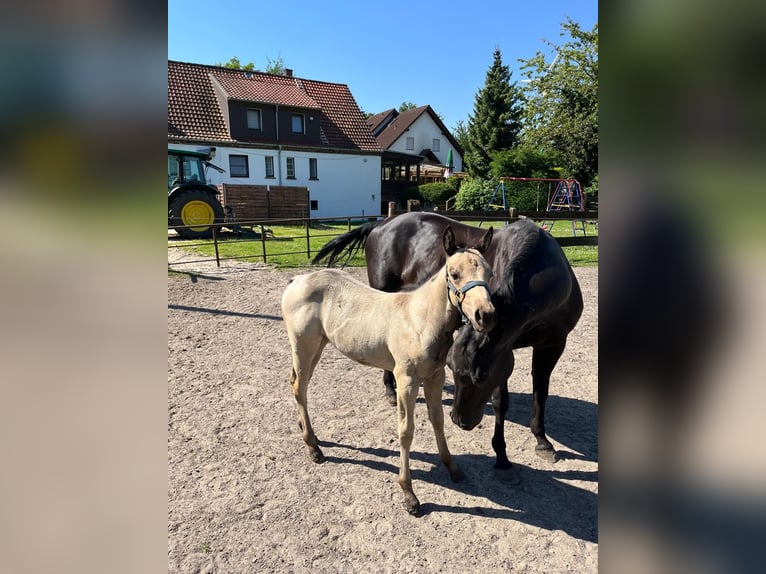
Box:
[449,468,465,483]
[494,466,521,484]
[535,446,559,463]
[384,392,397,407]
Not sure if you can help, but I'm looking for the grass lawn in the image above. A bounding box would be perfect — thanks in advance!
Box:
[168,217,598,269]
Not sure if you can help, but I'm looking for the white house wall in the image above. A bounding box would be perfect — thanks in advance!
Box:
[168,144,382,219]
[387,114,463,172]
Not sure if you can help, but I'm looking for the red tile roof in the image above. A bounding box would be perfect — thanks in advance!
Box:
[168,60,381,153]
[366,109,396,134]
[210,72,321,109]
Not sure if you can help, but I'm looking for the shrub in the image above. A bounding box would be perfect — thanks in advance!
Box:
[453,177,498,210]
[418,182,453,204]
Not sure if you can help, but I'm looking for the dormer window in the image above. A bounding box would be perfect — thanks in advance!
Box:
[291,113,305,134]
[247,109,262,130]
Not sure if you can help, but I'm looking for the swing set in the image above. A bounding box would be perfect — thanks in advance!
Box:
[485,177,587,236]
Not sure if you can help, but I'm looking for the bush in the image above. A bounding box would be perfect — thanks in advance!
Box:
[417,182,453,204]
[454,177,498,210]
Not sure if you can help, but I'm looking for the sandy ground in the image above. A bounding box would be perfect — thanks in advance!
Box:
[168,251,598,573]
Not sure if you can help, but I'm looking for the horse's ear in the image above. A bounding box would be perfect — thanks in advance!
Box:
[443,226,457,255]
[476,226,493,254]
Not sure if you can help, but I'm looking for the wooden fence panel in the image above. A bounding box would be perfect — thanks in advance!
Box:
[219,184,309,221]
[267,186,310,220]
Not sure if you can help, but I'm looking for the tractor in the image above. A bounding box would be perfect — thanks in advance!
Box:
[168,148,225,238]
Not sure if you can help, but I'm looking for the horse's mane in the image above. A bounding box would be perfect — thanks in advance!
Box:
[493,220,544,307]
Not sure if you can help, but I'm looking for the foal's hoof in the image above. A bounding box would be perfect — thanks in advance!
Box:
[535,445,559,463]
[384,389,397,407]
[494,466,521,485]
[308,447,325,464]
[404,500,422,517]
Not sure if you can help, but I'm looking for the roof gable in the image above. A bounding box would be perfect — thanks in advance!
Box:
[371,105,463,156]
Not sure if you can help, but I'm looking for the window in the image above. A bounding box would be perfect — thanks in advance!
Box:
[309,158,318,180]
[406,137,414,151]
[247,109,262,130]
[229,154,249,178]
[183,156,206,182]
[432,138,440,152]
[291,113,305,134]
[168,156,180,187]
[286,157,296,179]
[264,156,275,178]
[310,200,318,211]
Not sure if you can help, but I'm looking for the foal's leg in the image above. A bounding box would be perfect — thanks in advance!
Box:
[530,340,567,463]
[393,369,422,516]
[288,336,327,463]
[422,370,463,482]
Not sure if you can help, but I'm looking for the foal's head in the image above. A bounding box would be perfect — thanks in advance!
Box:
[443,226,496,333]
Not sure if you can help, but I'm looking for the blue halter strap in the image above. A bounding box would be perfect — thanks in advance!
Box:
[445,266,492,325]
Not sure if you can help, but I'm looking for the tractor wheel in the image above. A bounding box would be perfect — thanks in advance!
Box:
[169,189,224,239]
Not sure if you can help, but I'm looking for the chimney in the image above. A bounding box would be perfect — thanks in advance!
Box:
[285,68,293,77]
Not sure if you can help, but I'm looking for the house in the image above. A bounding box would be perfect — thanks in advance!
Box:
[168,60,383,219]
[366,105,464,208]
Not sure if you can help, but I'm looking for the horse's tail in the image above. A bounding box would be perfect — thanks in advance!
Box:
[311,219,384,267]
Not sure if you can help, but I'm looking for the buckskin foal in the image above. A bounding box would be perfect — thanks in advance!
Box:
[281,226,495,515]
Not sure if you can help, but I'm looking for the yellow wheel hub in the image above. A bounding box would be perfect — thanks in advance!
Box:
[181,200,214,231]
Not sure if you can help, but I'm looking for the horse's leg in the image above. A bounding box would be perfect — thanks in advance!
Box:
[422,370,464,482]
[289,336,327,464]
[530,340,567,463]
[490,384,511,469]
[383,370,397,406]
[393,369,421,516]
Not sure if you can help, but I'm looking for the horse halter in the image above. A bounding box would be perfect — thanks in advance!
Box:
[445,265,492,325]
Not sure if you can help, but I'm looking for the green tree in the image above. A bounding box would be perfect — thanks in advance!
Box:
[265,55,286,75]
[519,19,598,186]
[452,120,470,155]
[398,101,417,111]
[464,48,524,179]
[215,56,256,71]
[214,55,289,75]
[489,146,560,180]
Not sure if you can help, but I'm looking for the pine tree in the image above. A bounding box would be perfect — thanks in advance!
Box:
[464,48,524,179]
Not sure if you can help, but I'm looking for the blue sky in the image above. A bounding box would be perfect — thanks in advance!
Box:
[168,0,597,131]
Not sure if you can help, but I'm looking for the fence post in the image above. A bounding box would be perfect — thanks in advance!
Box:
[260,224,267,263]
[213,225,220,267]
[388,202,396,218]
[306,217,311,258]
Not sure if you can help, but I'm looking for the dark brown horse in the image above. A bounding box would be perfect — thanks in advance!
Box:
[312,212,583,475]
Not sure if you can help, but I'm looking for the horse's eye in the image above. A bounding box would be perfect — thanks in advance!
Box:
[450,272,460,281]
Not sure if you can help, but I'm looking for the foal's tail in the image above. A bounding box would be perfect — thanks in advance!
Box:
[311,219,384,267]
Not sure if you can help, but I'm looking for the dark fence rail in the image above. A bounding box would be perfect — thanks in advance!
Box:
[168,209,597,268]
